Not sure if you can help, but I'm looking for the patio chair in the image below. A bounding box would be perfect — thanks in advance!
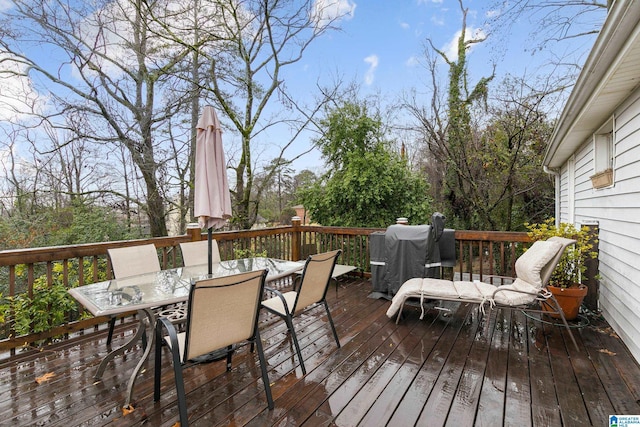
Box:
[261,249,342,375]
[179,239,221,267]
[386,237,580,350]
[105,244,162,345]
[154,269,273,426]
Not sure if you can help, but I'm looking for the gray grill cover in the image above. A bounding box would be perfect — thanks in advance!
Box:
[383,224,431,294]
[369,212,453,296]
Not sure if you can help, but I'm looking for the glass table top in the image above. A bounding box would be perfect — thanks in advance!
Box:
[69,257,304,316]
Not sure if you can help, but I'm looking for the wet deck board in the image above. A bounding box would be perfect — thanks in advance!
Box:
[1,276,639,426]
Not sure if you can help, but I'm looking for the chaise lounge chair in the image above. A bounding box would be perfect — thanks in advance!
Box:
[386,236,579,350]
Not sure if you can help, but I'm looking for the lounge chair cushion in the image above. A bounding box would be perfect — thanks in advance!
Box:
[454,280,497,300]
[385,239,565,319]
[514,240,563,289]
[385,278,498,318]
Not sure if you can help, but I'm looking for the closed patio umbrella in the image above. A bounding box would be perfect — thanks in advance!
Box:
[194,105,232,274]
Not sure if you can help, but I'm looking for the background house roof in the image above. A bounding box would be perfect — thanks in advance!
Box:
[544,2,640,169]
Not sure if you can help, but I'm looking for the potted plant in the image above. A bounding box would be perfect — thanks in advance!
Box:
[525,219,598,320]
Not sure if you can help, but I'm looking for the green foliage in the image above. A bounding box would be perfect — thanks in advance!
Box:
[316,101,383,170]
[302,147,432,228]
[0,200,141,250]
[47,202,141,245]
[6,281,76,337]
[233,246,268,259]
[525,219,598,288]
[302,100,432,227]
[470,99,555,230]
[0,259,108,341]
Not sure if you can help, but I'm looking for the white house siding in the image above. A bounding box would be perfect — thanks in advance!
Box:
[558,86,640,363]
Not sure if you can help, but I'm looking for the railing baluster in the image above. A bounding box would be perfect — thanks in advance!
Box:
[0,225,534,356]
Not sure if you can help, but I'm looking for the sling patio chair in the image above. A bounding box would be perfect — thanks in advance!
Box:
[105,244,162,345]
[261,249,342,375]
[154,269,273,426]
[179,239,221,267]
[386,237,579,350]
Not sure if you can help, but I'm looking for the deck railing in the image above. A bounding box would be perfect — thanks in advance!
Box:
[0,218,537,357]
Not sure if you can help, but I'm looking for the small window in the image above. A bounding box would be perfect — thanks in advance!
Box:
[591,117,614,189]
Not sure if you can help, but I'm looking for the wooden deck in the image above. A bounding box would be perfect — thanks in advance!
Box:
[1,276,639,426]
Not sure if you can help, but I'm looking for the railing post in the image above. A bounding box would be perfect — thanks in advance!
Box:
[186,223,203,241]
[582,221,600,311]
[291,216,302,261]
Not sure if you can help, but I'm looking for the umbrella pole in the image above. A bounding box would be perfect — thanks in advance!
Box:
[193,224,235,363]
[208,227,213,275]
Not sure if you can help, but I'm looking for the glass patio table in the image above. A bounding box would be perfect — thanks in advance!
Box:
[69,257,304,408]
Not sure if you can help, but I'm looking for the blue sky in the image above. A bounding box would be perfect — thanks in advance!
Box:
[279,0,602,172]
[0,0,603,177]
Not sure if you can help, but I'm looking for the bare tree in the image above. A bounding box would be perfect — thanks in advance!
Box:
[407,0,494,228]
[486,0,608,85]
[489,0,608,48]
[0,0,195,236]
[146,0,352,229]
[406,0,559,231]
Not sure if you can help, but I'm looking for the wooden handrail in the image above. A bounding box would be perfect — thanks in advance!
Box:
[0,223,541,357]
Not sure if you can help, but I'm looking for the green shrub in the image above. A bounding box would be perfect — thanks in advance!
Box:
[525,218,597,288]
[0,259,107,344]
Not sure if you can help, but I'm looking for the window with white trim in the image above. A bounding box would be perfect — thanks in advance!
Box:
[591,117,614,188]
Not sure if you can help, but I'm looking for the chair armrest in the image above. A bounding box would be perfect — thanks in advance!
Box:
[491,287,539,299]
[156,317,180,346]
[262,286,292,314]
[154,316,182,402]
[155,316,182,363]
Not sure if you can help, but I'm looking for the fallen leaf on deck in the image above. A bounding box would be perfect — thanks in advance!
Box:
[595,326,620,338]
[122,405,135,416]
[598,348,616,356]
[35,372,56,384]
[171,422,181,427]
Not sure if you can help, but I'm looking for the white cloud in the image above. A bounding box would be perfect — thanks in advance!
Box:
[442,26,487,61]
[405,56,419,67]
[312,0,356,29]
[72,0,231,80]
[431,15,445,26]
[400,21,409,30]
[0,0,12,12]
[0,54,43,121]
[364,54,378,85]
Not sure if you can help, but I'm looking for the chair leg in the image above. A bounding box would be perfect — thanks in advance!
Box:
[323,301,341,348]
[153,322,163,402]
[255,329,274,409]
[106,316,117,346]
[546,296,579,352]
[395,298,407,324]
[284,315,306,375]
[154,318,189,426]
[226,345,233,371]
[173,362,188,426]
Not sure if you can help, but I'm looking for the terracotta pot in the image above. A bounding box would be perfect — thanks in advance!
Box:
[542,285,588,320]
